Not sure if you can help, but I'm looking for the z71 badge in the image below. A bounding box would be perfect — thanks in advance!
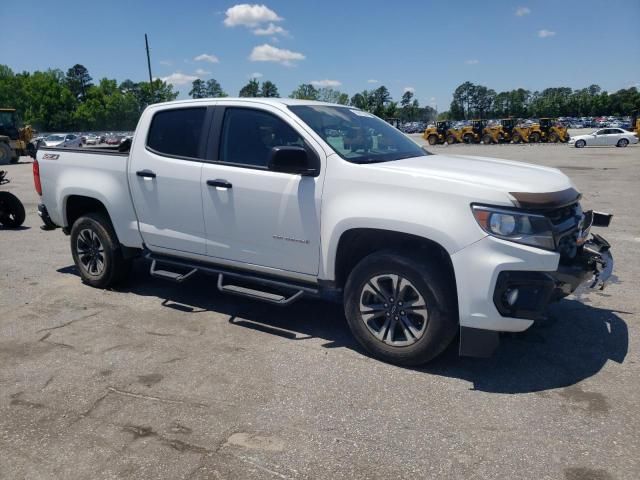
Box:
[42,154,59,160]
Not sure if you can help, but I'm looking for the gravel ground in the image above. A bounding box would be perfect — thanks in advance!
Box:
[0,140,639,479]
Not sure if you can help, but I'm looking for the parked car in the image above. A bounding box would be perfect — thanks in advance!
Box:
[34,98,614,365]
[43,133,78,147]
[85,135,98,145]
[569,122,584,129]
[568,128,638,148]
[106,135,124,145]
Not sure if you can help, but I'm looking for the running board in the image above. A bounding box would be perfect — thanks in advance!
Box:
[144,251,317,306]
[217,274,304,305]
[150,260,197,282]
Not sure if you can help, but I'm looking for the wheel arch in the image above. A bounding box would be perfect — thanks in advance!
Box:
[64,194,111,230]
[333,228,457,294]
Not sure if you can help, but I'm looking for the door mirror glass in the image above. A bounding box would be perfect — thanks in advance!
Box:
[268,146,318,176]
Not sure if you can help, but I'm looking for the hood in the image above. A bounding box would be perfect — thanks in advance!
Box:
[372,154,573,196]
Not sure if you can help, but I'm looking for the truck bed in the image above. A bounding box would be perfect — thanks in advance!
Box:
[37,146,143,248]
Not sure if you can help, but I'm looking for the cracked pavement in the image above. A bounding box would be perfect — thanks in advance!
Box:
[1,142,639,479]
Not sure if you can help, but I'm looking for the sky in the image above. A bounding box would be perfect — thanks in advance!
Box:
[2,0,639,110]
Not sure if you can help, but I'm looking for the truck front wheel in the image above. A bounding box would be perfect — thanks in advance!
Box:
[70,213,131,288]
[344,251,458,366]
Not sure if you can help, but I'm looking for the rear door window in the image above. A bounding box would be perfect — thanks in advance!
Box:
[147,107,207,159]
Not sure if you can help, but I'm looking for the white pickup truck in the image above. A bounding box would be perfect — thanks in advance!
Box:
[33,98,614,365]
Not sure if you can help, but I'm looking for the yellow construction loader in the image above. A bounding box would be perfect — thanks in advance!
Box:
[482,118,532,144]
[535,118,570,143]
[423,121,462,145]
[0,108,35,164]
[631,110,639,134]
[460,120,487,144]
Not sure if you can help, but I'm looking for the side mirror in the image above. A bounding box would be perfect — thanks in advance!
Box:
[268,146,318,176]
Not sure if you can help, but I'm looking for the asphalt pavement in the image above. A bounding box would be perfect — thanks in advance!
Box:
[0,142,638,479]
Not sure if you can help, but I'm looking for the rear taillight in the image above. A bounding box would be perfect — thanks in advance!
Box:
[33,159,42,195]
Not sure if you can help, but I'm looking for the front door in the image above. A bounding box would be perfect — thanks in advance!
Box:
[592,129,607,146]
[128,106,209,255]
[201,105,323,275]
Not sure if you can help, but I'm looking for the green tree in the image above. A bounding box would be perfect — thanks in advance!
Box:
[260,80,279,98]
[290,83,318,100]
[65,64,93,101]
[317,88,349,104]
[205,79,226,98]
[239,79,260,97]
[189,79,206,99]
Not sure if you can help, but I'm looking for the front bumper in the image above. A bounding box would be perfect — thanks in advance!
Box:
[452,217,614,357]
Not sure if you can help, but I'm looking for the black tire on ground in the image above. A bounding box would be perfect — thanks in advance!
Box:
[575,140,586,148]
[446,135,456,144]
[482,134,493,144]
[528,132,541,143]
[463,133,474,144]
[427,135,438,145]
[0,191,26,227]
[512,134,522,144]
[344,250,458,366]
[0,143,12,165]
[548,132,559,143]
[616,138,629,148]
[70,212,132,288]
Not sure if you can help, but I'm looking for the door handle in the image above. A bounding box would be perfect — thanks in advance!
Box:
[136,169,156,178]
[207,179,232,189]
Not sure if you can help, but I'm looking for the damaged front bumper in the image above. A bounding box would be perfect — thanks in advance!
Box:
[457,210,614,357]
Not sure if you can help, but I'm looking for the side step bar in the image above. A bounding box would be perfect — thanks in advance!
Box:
[150,260,197,282]
[217,274,304,306]
[145,251,317,306]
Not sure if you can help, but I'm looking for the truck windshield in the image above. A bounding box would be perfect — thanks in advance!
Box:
[289,105,427,163]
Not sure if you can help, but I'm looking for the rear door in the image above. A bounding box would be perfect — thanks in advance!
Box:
[128,105,212,255]
[605,128,623,145]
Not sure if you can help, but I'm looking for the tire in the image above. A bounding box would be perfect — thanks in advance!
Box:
[70,212,132,288]
[528,132,541,143]
[575,140,586,148]
[548,132,559,143]
[482,134,493,144]
[0,143,12,165]
[462,133,474,144]
[616,138,629,148]
[427,135,438,146]
[344,251,458,366]
[0,191,26,227]
[445,134,456,144]
[512,133,522,144]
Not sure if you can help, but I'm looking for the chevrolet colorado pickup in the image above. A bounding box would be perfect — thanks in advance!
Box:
[33,98,614,365]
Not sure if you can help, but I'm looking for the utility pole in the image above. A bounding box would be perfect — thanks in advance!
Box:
[145,34,154,102]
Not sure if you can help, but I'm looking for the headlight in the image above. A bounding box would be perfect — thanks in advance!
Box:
[472,205,555,250]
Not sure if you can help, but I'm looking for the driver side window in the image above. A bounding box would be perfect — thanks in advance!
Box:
[219,108,305,168]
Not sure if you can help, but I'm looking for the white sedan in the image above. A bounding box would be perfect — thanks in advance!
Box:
[568,128,638,148]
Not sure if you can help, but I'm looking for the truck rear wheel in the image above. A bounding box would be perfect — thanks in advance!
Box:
[427,135,438,145]
[482,134,493,144]
[70,213,131,288]
[344,251,458,366]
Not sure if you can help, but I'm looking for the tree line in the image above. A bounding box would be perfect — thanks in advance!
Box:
[199,78,436,123]
[2,62,638,131]
[0,64,178,131]
[447,81,640,120]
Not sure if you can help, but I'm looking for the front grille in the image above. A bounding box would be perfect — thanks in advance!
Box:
[543,202,582,262]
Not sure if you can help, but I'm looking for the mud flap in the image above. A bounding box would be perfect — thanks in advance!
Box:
[459,326,500,358]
